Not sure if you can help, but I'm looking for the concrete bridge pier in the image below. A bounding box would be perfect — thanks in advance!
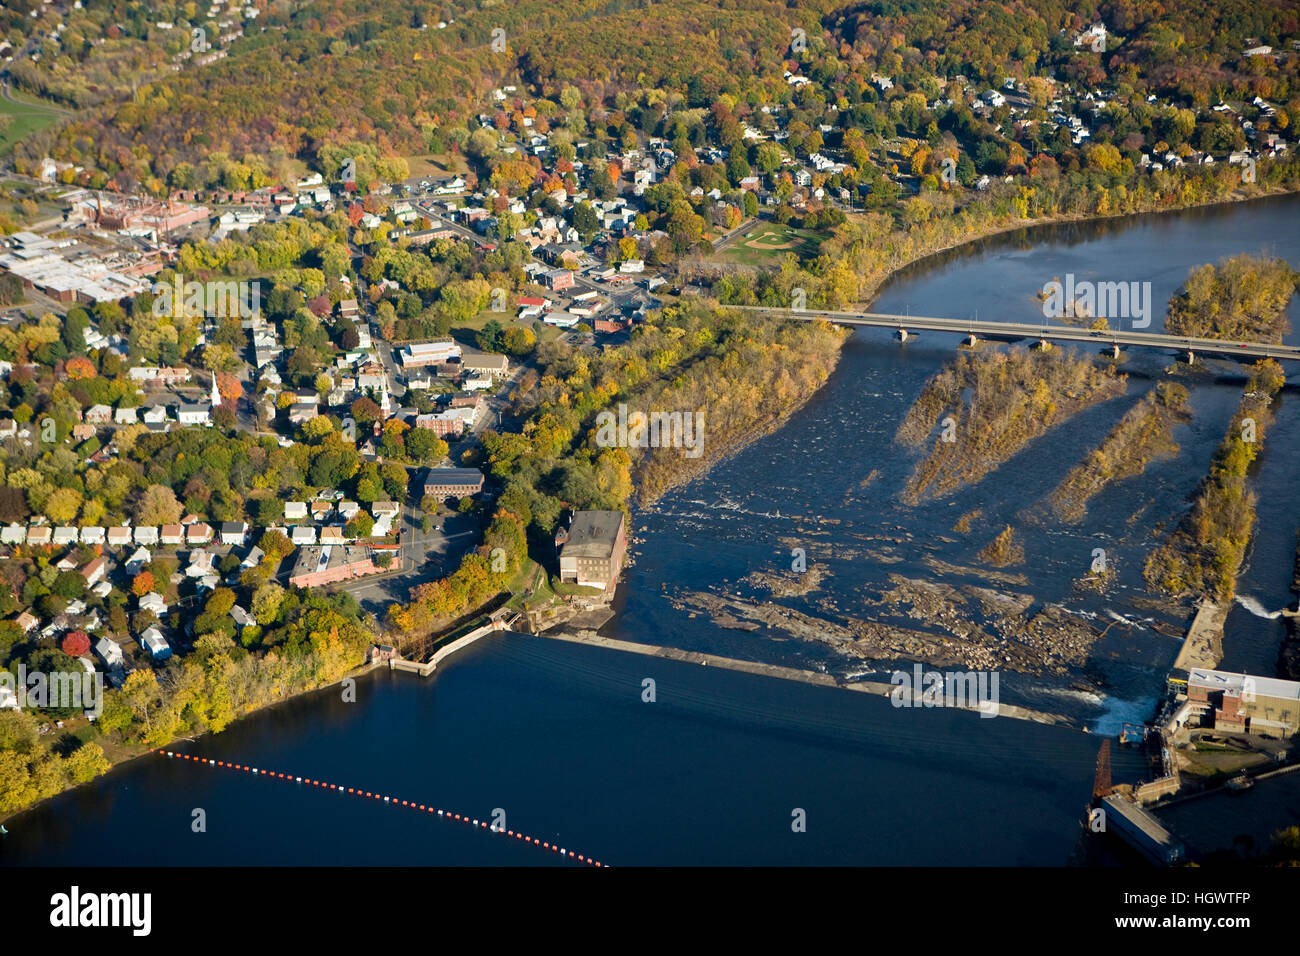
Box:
[896,328,910,342]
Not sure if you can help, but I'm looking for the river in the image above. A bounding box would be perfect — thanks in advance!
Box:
[2,195,1297,866]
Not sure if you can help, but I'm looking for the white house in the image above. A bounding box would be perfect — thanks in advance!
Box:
[95,637,125,669]
[140,627,171,660]
[176,403,211,426]
[220,522,248,546]
[125,547,152,574]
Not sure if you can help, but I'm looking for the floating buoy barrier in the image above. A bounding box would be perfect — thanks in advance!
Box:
[153,748,603,866]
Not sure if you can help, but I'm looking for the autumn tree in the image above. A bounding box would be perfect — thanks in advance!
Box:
[61,631,91,657]
[136,484,183,525]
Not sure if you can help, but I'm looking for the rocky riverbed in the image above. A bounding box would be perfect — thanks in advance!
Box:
[667,566,1104,680]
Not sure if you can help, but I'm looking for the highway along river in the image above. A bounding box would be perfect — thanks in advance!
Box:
[3,194,1297,866]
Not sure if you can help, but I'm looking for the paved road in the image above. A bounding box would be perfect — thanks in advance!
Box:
[711,216,763,252]
[725,305,1300,362]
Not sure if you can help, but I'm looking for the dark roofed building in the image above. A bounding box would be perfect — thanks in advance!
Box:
[557,510,626,591]
[422,467,485,501]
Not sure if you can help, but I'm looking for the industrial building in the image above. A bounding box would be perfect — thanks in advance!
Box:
[1185,669,1300,738]
[1102,794,1186,865]
[556,510,627,591]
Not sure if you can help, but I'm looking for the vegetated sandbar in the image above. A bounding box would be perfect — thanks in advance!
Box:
[895,347,1127,505]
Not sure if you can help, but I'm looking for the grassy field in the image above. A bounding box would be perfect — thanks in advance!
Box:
[0,88,67,155]
[403,153,470,179]
[714,221,822,267]
[449,307,566,348]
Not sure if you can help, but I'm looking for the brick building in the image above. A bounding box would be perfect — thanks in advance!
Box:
[556,510,627,591]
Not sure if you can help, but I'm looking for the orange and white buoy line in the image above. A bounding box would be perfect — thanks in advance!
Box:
[150,748,604,867]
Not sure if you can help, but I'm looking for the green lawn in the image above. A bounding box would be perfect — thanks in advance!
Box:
[714,222,823,267]
[0,89,66,156]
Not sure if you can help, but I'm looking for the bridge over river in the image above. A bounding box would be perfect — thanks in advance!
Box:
[724,304,1300,364]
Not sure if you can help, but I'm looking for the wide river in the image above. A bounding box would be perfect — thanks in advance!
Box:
[3,195,1297,866]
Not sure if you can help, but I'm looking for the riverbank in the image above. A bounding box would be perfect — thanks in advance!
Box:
[851,182,1300,308]
[0,660,380,824]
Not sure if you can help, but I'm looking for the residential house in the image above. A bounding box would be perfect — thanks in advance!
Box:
[288,402,319,425]
[186,549,215,578]
[52,527,79,546]
[140,627,172,660]
[80,557,107,587]
[138,592,167,616]
[159,524,185,546]
[357,362,387,391]
[319,526,346,546]
[125,547,152,575]
[187,522,214,545]
[221,522,248,546]
[95,636,125,669]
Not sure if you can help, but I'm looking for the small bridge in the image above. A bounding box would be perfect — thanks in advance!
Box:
[723,305,1300,363]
